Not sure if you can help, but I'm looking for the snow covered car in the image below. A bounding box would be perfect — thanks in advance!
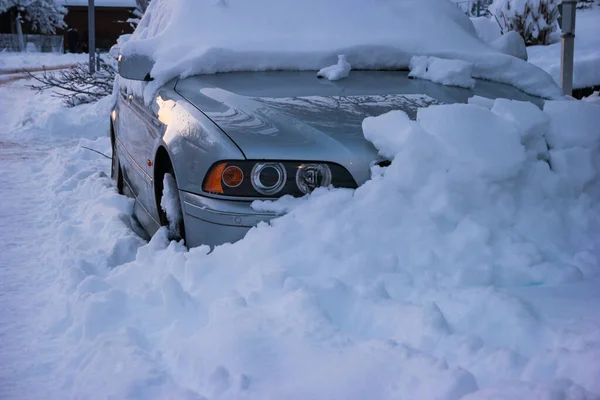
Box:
[110,0,561,248]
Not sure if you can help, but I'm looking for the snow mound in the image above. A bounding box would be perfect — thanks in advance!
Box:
[409,56,476,89]
[470,16,502,43]
[121,0,563,102]
[317,54,351,81]
[30,93,600,399]
[490,31,528,61]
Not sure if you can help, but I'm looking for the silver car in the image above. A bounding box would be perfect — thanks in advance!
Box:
[112,60,543,248]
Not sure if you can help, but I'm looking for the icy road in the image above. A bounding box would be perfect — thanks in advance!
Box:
[1,77,600,400]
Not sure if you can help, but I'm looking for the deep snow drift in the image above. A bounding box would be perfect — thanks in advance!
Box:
[2,76,600,399]
[121,0,562,102]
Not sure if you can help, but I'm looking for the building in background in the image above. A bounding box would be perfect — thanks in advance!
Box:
[0,0,136,52]
[59,0,136,52]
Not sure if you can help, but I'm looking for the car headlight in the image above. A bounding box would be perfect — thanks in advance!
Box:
[296,163,332,195]
[251,163,287,195]
[203,160,356,198]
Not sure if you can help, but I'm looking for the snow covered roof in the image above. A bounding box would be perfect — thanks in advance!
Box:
[58,0,136,7]
[122,0,563,100]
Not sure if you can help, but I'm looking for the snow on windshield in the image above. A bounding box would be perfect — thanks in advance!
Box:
[121,0,563,102]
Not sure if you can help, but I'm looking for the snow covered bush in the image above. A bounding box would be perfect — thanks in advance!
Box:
[0,0,67,35]
[490,0,559,45]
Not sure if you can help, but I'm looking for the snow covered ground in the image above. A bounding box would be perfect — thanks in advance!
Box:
[1,56,600,399]
[0,52,87,73]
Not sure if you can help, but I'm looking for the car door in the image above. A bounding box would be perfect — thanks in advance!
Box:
[116,90,157,221]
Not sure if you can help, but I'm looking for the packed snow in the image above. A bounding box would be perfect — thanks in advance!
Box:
[489,31,528,61]
[121,0,563,103]
[409,56,476,89]
[2,50,600,399]
[317,55,351,81]
[470,16,502,43]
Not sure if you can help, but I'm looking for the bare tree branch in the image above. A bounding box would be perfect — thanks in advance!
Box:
[26,58,115,107]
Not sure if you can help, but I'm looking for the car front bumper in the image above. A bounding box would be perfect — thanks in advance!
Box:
[180,191,277,248]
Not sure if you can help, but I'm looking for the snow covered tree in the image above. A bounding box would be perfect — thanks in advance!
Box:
[0,0,67,35]
[490,0,559,46]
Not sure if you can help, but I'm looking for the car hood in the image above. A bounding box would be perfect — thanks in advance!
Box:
[175,71,542,184]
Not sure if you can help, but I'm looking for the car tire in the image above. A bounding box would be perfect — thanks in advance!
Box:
[159,170,186,243]
[111,139,124,195]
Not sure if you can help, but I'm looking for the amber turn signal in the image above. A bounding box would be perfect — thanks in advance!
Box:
[203,162,227,194]
[222,165,244,187]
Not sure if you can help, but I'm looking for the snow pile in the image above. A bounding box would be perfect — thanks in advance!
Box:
[409,56,476,89]
[489,31,528,61]
[24,92,600,399]
[528,7,600,89]
[121,0,563,102]
[317,54,351,81]
[470,16,502,43]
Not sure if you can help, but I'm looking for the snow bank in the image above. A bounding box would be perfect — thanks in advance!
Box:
[121,0,563,102]
[25,88,600,399]
[409,56,476,89]
[528,7,600,89]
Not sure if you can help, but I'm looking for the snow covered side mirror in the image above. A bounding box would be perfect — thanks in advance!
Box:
[118,54,154,81]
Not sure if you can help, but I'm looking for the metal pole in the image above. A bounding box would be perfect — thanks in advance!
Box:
[15,13,25,52]
[88,0,96,74]
[476,0,481,17]
[560,1,577,96]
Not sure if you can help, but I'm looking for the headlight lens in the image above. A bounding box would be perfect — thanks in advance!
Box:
[202,160,356,198]
[296,164,332,194]
[251,163,287,195]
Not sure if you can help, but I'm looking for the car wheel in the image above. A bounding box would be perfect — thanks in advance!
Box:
[159,171,186,243]
[111,139,123,194]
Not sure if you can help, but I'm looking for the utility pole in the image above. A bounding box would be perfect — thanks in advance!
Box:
[15,12,25,52]
[88,0,96,74]
[560,0,577,96]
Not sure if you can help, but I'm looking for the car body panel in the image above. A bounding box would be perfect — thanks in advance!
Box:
[114,70,545,247]
[175,71,543,185]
